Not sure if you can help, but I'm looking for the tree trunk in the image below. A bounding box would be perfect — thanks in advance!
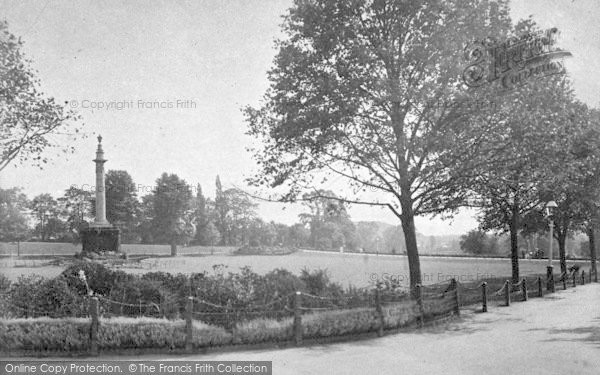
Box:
[170,242,177,257]
[557,231,567,274]
[509,207,520,284]
[588,226,598,281]
[390,96,421,296]
[399,196,421,296]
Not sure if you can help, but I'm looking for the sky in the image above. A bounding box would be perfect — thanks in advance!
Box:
[1,0,598,235]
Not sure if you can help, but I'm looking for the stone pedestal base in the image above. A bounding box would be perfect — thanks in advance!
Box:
[81,226,121,253]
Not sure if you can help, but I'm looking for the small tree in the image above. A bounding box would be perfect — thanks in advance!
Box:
[460,229,498,255]
[201,221,221,249]
[192,184,209,245]
[0,187,30,242]
[58,186,92,243]
[30,193,64,241]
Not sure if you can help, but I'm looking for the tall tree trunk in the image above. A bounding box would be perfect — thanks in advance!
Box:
[589,226,598,282]
[399,194,421,296]
[170,242,177,257]
[391,97,421,296]
[557,230,567,274]
[509,206,520,284]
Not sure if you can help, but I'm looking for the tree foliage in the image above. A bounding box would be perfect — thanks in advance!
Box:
[149,173,195,255]
[104,170,139,242]
[0,187,30,241]
[460,229,498,255]
[0,21,82,171]
[245,0,513,290]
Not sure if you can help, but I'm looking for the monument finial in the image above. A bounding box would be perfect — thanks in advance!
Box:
[98,135,103,144]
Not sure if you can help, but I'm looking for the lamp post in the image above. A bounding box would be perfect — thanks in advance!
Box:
[545,201,558,292]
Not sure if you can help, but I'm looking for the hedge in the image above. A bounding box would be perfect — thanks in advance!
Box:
[0,317,232,353]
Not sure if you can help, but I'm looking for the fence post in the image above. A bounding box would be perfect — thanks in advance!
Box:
[595,267,599,283]
[185,297,193,353]
[521,278,528,301]
[294,291,302,346]
[562,273,567,290]
[504,280,510,307]
[581,270,585,285]
[452,279,460,316]
[537,277,543,297]
[375,284,384,337]
[548,271,555,293]
[572,271,577,287]
[481,282,487,313]
[89,297,99,356]
[415,284,425,328]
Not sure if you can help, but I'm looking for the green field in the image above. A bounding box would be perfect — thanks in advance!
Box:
[0,249,589,288]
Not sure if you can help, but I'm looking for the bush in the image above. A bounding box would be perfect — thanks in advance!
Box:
[5,275,44,317]
[36,277,86,317]
[97,317,231,350]
[0,317,90,352]
[104,278,179,319]
[5,275,85,318]
[383,301,418,329]
[233,317,293,344]
[0,275,10,291]
[302,308,379,338]
[62,261,117,296]
[0,317,232,353]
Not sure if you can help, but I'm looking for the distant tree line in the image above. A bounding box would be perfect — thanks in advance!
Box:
[0,175,409,255]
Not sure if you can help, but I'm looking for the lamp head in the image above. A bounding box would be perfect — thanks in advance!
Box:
[545,201,558,217]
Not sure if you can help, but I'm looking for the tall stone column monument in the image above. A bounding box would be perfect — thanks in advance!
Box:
[80,136,121,254]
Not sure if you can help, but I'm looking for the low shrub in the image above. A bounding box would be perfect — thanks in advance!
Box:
[62,261,118,296]
[234,245,297,256]
[97,317,231,350]
[302,308,378,338]
[0,317,232,353]
[233,317,293,344]
[0,317,89,352]
[5,275,86,318]
[103,279,179,319]
[382,301,419,329]
[423,295,456,320]
[0,274,10,291]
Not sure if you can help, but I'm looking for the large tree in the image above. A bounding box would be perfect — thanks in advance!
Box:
[474,75,589,282]
[150,173,195,256]
[0,21,82,171]
[104,170,139,243]
[544,104,600,275]
[245,0,511,291]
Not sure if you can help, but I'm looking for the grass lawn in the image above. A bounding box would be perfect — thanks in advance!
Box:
[1,249,589,288]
